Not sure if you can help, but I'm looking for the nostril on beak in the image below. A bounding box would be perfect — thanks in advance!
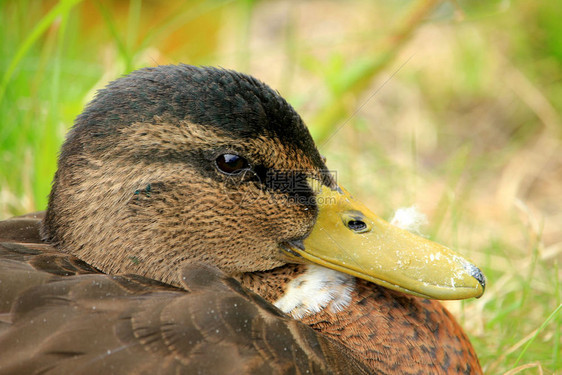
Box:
[342,211,370,233]
[347,220,367,232]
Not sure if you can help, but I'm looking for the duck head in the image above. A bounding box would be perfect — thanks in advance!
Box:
[42,65,485,300]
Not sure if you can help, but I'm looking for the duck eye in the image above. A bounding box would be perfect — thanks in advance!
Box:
[215,154,249,175]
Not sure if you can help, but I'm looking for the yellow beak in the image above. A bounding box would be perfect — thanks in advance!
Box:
[284,181,485,300]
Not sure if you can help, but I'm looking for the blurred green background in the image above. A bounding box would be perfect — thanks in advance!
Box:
[1,0,561,373]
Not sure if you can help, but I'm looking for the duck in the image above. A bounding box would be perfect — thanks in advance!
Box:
[0,64,486,374]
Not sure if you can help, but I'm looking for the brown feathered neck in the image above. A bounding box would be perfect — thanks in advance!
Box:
[237,264,481,374]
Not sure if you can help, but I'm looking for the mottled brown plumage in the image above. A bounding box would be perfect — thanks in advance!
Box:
[0,65,483,374]
[1,215,371,375]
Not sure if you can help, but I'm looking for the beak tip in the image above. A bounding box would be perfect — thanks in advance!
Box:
[463,262,486,297]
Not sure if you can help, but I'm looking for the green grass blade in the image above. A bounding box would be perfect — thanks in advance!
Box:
[514,303,562,366]
[0,0,82,103]
[95,0,132,72]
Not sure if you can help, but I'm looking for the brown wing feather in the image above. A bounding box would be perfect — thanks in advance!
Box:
[0,216,371,375]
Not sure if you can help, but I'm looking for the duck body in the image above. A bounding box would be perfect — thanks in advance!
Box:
[0,215,370,375]
[0,65,483,374]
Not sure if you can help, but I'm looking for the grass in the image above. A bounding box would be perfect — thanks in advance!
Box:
[1,0,561,373]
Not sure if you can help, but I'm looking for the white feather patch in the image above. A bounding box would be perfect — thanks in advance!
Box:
[390,205,428,234]
[273,265,355,319]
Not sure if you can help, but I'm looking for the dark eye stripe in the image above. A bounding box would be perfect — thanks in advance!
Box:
[213,154,316,206]
[215,154,249,175]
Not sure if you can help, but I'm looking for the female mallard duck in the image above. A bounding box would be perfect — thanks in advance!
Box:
[0,65,485,374]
